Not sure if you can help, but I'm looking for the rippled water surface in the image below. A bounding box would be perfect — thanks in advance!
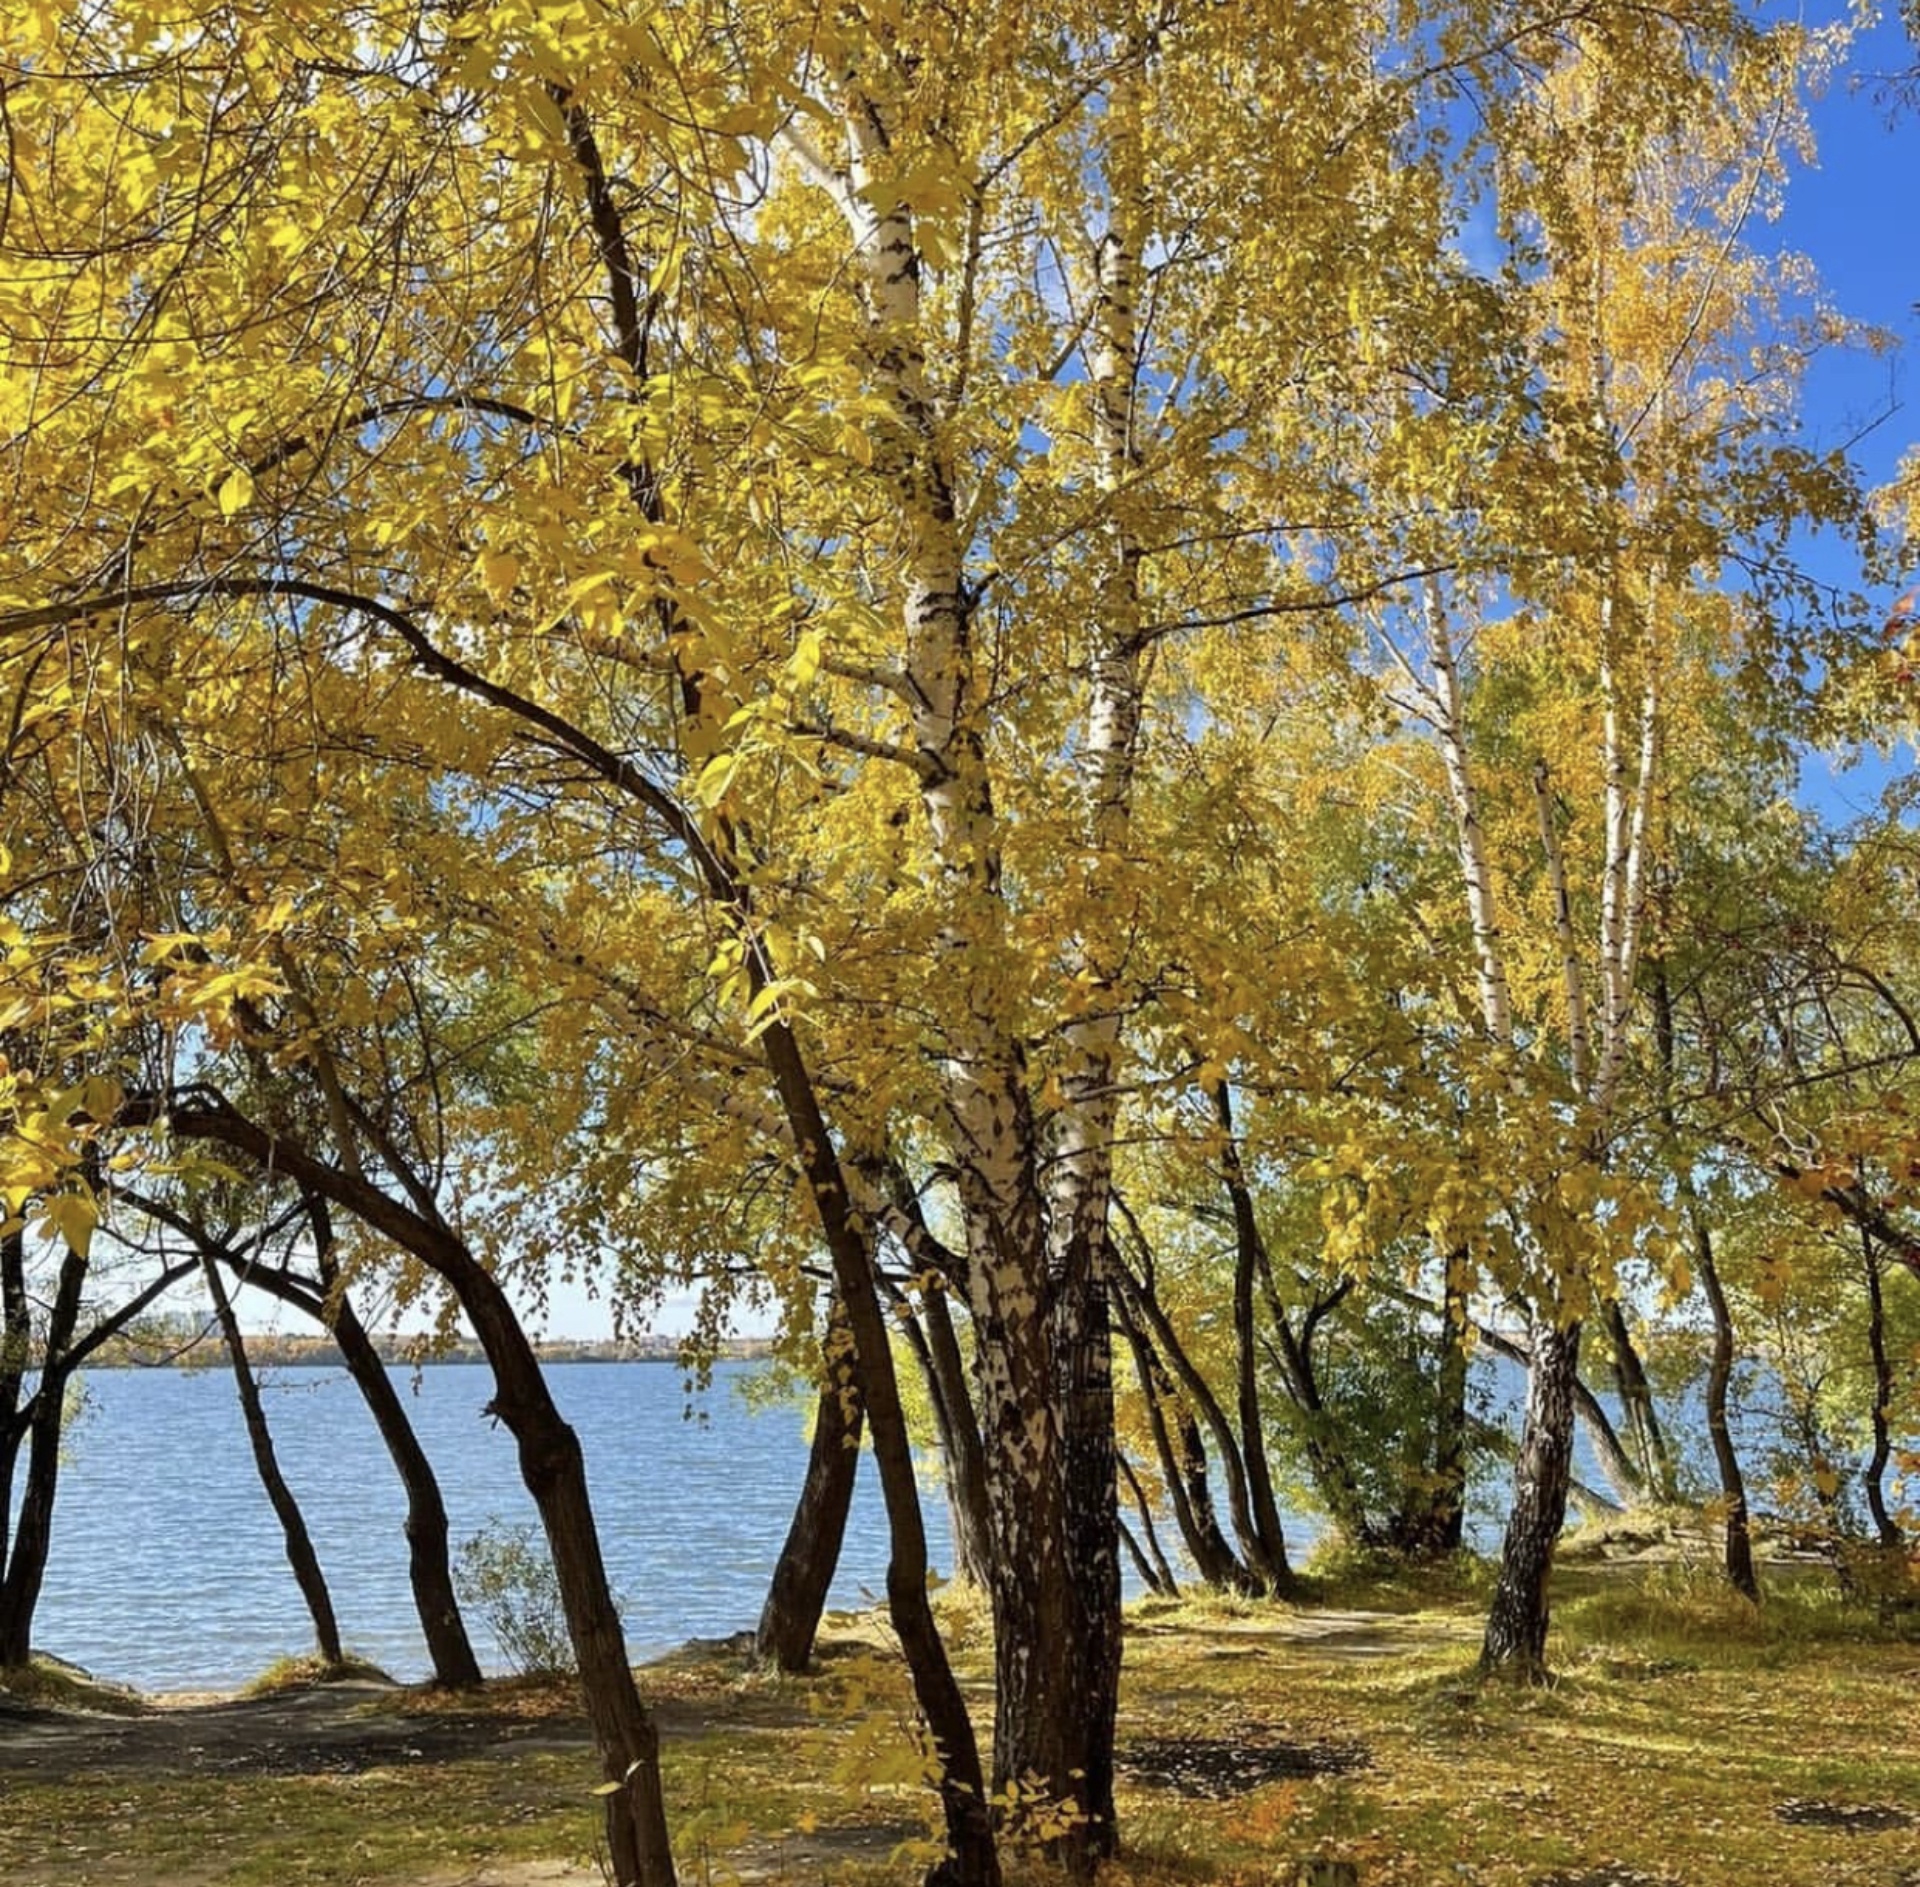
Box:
[30,1361,901,1692]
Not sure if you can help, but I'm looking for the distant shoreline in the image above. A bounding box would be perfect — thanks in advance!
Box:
[83,1334,777,1371]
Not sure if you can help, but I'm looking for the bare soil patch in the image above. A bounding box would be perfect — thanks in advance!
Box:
[0,1676,595,1780]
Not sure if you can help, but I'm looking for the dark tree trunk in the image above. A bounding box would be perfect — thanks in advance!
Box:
[1117,1454,1179,1595]
[1423,1257,1472,1554]
[1114,1249,1281,1588]
[916,1281,994,1588]
[1214,1085,1296,1579]
[1235,1204,1372,1548]
[0,1225,27,1566]
[1481,1319,1581,1681]
[1051,1253,1120,1870]
[320,1257,482,1686]
[0,1242,85,1671]
[1650,955,1755,1595]
[194,1224,481,1687]
[757,1290,864,1672]
[757,1024,999,1887]
[1116,1514,1167,1595]
[1114,1286,1252,1591]
[1462,1309,1644,1506]
[0,1379,67,1670]
[201,1254,344,1667]
[157,1097,677,1887]
[1392,1256,1471,1556]
[885,1268,993,1590]
[1861,1234,1904,1550]
[510,1390,675,1886]
[1602,1297,1676,1503]
[1262,1293,1375,1550]
[1694,1211,1758,1599]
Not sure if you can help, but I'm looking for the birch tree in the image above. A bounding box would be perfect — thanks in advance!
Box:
[0,0,1873,1868]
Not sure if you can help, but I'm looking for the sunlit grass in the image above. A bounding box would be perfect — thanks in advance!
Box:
[2,1561,1917,1885]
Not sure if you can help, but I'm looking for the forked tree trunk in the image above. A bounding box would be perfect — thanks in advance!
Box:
[1116,1253,1279,1587]
[1653,961,1756,1600]
[0,1242,85,1671]
[1118,1454,1180,1595]
[1115,1288,1254,1592]
[1481,1319,1581,1680]
[0,1380,67,1670]
[883,1265,993,1589]
[1214,1086,1303,1573]
[209,1224,482,1687]
[202,1254,344,1667]
[757,1023,999,1887]
[757,1290,864,1672]
[915,1283,994,1588]
[1402,1256,1470,1556]
[1603,1298,1676,1503]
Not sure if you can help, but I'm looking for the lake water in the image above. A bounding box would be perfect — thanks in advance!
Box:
[21,1353,1636,1693]
[28,1360,910,1692]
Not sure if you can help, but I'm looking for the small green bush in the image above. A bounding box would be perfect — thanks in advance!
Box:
[454,1521,576,1677]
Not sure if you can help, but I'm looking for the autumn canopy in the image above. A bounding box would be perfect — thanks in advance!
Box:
[1,2,1911,1884]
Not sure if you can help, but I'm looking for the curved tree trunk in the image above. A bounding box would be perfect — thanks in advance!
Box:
[1114,1250,1279,1588]
[1481,1319,1581,1681]
[916,1281,994,1588]
[758,1022,999,1887]
[324,1277,483,1686]
[1114,1286,1253,1591]
[158,1098,677,1887]
[1602,1297,1676,1503]
[200,1213,483,1688]
[1117,1454,1180,1595]
[0,1374,69,1670]
[1213,1086,1301,1574]
[1861,1234,1904,1550]
[1694,1211,1758,1599]
[883,1263,993,1591]
[1461,1308,1645,1507]
[757,1290,864,1672]
[201,1253,344,1668]
[1417,1257,1472,1555]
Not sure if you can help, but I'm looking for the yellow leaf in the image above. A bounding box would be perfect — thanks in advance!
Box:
[41,1191,96,1260]
[694,752,735,807]
[217,466,255,517]
[479,550,521,602]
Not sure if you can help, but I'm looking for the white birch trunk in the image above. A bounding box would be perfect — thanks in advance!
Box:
[832,61,1087,1856]
[1037,53,1149,1859]
[1531,757,1591,1096]
[1423,581,1513,1047]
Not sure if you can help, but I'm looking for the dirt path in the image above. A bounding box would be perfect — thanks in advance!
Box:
[0,1608,1442,1784]
[0,1677,595,1780]
[0,1612,1445,1886]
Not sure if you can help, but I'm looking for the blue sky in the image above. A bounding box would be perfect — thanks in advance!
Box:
[1755,6,1920,821]
[1776,6,1920,498]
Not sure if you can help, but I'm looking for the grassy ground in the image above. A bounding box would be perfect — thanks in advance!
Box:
[1,1560,1915,1887]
